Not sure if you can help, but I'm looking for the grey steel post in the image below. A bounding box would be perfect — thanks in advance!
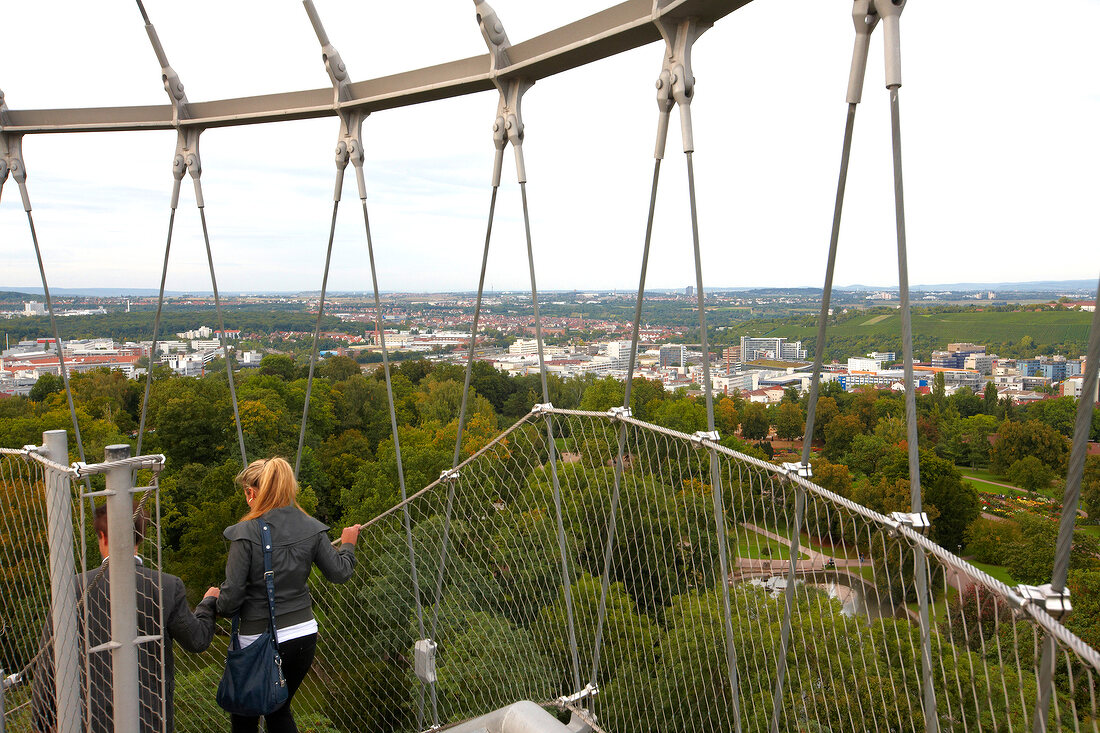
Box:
[103,444,139,733]
[1,669,6,733]
[42,430,81,733]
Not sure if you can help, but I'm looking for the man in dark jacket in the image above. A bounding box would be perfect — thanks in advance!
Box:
[32,504,218,733]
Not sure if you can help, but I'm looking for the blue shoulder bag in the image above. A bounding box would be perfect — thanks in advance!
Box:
[216,520,289,716]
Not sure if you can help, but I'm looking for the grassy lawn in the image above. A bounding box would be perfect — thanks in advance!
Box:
[1077,524,1100,539]
[967,561,1016,586]
[959,467,1062,501]
[734,527,807,560]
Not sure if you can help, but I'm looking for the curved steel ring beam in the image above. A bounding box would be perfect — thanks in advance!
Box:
[3,0,752,135]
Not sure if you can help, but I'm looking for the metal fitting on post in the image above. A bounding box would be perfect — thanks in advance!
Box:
[1017,583,1072,620]
[557,682,599,706]
[172,127,203,208]
[652,8,712,157]
[872,0,905,89]
[889,510,930,535]
[607,406,632,420]
[846,0,880,104]
[474,0,533,186]
[781,462,813,479]
[691,430,720,446]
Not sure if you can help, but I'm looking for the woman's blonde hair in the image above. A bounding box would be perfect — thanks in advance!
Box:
[237,457,302,521]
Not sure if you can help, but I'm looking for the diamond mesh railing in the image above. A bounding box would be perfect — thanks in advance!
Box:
[173,409,1100,732]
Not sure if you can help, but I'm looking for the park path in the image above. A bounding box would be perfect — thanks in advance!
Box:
[740,522,868,568]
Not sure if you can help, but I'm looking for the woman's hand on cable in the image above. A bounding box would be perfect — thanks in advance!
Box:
[203,587,220,600]
[340,524,362,546]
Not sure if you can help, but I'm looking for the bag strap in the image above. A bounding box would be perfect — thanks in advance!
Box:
[259,520,279,643]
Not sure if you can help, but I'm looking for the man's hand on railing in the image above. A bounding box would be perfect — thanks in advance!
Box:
[203,587,220,600]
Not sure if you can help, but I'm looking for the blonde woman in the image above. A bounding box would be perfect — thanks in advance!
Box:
[217,457,361,733]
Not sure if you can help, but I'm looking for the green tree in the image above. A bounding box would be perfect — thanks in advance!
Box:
[772,401,804,440]
[740,402,769,440]
[29,372,64,402]
[1005,455,1054,493]
[991,419,1069,474]
[317,354,362,382]
[1005,511,1100,585]
[258,353,300,380]
[964,516,1022,565]
[823,413,863,460]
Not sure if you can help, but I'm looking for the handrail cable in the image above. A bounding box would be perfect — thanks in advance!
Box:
[298,2,430,726]
[1035,271,1100,731]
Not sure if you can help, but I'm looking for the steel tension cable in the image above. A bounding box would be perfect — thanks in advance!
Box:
[300,4,432,731]
[0,90,95,492]
[134,0,247,468]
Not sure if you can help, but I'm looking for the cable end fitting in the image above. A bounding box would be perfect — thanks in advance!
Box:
[1017,583,1072,620]
[607,406,632,420]
[846,0,880,104]
[888,510,930,536]
[872,0,905,89]
[691,430,720,446]
[781,462,813,479]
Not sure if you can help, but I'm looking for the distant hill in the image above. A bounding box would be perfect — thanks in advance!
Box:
[843,280,1096,293]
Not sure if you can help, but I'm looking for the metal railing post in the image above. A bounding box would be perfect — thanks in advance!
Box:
[103,444,139,733]
[42,429,81,733]
[1,668,7,733]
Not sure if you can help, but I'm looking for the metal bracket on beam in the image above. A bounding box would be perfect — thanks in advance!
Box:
[781,462,813,479]
[171,126,203,208]
[607,406,632,420]
[474,0,533,186]
[0,90,32,212]
[1017,583,1072,620]
[691,430,720,446]
[652,9,712,157]
[531,403,555,416]
[303,0,353,107]
[889,511,930,536]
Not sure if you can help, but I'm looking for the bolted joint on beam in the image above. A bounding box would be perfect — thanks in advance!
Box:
[607,406,632,420]
[302,0,353,106]
[414,638,438,684]
[889,511,930,536]
[1017,583,1072,620]
[530,402,555,416]
[137,2,191,125]
[691,430,720,446]
[0,93,32,212]
[781,462,813,479]
[171,126,203,208]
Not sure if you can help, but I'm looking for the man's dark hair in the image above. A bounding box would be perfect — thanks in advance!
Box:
[93,502,148,547]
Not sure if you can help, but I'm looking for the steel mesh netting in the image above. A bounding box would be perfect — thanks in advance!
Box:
[0,450,84,733]
[167,411,1100,733]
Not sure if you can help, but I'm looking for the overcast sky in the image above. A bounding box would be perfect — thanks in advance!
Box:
[2,1,1098,294]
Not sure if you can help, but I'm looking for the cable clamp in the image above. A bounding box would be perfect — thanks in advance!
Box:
[557,682,599,706]
[691,430,720,446]
[22,444,45,455]
[439,468,460,482]
[414,638,438,684]
[1016,583,1072,620]
[3,670,21,689]
[888,511,930,536]
[607,406,632,420]
[531,403,555,416]
[781,462,813,479]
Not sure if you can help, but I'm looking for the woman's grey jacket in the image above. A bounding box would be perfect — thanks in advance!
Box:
[217,505,356,634]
